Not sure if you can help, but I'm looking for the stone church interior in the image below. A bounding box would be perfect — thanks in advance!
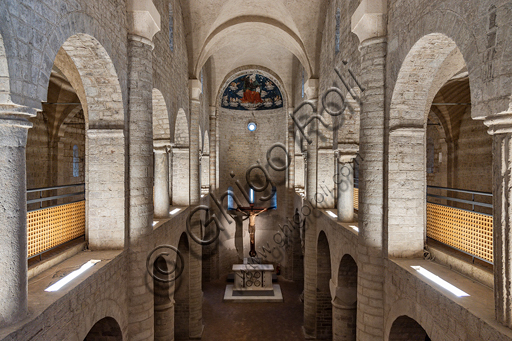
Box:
[0,0,511,340]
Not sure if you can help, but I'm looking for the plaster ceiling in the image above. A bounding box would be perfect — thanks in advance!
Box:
[180,0,328,104]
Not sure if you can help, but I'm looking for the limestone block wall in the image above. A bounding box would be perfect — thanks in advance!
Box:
[152,0,190,130]
[0,252,129,341]
[384,260,512,341]
[26,112,51,190]
[217,106,288,275]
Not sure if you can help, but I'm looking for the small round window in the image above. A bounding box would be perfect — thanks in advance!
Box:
[247,122,257,131]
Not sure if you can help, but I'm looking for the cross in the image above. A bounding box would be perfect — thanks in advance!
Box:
[231,187,276,257]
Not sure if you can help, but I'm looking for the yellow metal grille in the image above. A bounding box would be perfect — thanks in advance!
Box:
[426,203,493,263]
[353,188,359,211]
[27,201,85,258]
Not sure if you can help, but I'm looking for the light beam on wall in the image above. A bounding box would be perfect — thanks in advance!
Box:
[152,221,159,227]
[45,260,101,292]
[327,211,337,218]
[411,266,469,297]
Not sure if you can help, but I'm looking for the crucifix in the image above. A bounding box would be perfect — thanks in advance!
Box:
[229,187,277,257]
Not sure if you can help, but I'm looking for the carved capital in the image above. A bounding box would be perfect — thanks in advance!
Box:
[304,79,319,100]
[126,0,161,42]
[189,79,202,102]
[335,143,359,163]
[351,0,387,44]
[484,111,512,135]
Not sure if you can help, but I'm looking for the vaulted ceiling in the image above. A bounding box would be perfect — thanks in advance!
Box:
[180,0,329,104]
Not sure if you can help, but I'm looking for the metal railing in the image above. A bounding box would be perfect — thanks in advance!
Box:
[27,183,85,209]
[27,184,85,259]
[426,186,493,264]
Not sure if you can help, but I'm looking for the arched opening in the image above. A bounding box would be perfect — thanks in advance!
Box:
[25,33,125,266]
[316,231,332,339]
[333,254,357,340]
[201,130,210,196]
[388,315,430,341]
[294,128,306,196]
[174,233,190,340]
[387,33,490,260]
[84,316,123,341]
[154,254,174,340]
[152,89,171,218]
[172,108,190,205]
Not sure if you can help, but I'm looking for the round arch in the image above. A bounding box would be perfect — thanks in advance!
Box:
[47,33,126,250]
[387,33,468,257]
[173,108,189,147]
[84,316,123,341]
[316,230,333,339]
[216,65,289,109]
[385,299,435,341]
[194,16,312,80]
[152,88,171,142]
[78,299,127,340]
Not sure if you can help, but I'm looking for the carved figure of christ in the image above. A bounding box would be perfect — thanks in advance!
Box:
[237,207,269,257]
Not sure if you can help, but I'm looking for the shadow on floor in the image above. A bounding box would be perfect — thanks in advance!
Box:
[197,278,305,341]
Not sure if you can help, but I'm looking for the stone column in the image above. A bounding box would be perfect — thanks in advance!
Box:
[303,78,321,338]
[154,143,171,218]
[332,298,357,341]
[127,34,156,340]
[484,111,512,327]
[351,1,387,339]
[209,106,217,192]
[0,110,34,327]
[336,145,359,223]
[168,145,173,204]
[188,79,204,338]
[286,107,299,281]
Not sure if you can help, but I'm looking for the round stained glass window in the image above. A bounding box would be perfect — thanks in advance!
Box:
[247,122,257,131]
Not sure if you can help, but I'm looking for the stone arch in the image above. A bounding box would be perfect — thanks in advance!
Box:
[316,230,332,339]
[0,32,10,106]
[172,108,190,205]
[174,232,190,339]
[58,34,124,128]
[52,34,125,249]
[154,254,174,341]
[388,316,430,341]
[84,316,123,341]
[333,254,358,340]
[78,298,127,340]
[215,65,289,109]
[195,17,312,80]
[174,108,189,147]
[152,88,171,142]
[387,33,468,257]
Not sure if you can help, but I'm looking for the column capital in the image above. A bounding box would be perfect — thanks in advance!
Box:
[189,79,202,102]
[209,106,217,118]
[351,0,387,44]
[128,34,155,49]
[305,79,319,100]
[0,102,38,118]
[334,143,359,162]
[153,140,173,153]
[126,0,161,42]
[484,111,512,135]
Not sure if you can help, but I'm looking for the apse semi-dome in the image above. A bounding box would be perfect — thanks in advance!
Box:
[221,73,283,111]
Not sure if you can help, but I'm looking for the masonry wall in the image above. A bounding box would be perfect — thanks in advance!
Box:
[217,105,288,274]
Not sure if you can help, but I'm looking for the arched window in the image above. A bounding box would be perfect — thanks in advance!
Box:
[335,8,341,53]
[169,4,174,51]
[73,145,79,177]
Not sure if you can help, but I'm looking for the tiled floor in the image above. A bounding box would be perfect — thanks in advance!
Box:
[198,278,305,341]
